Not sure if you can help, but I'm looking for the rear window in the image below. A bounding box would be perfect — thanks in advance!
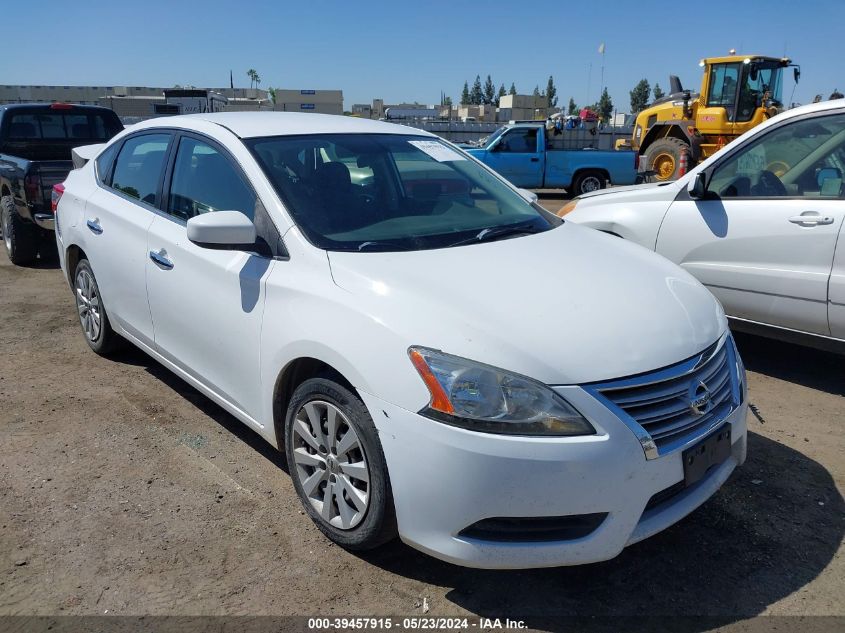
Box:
[6,111,120,141]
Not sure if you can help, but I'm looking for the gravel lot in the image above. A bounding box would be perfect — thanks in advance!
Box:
[1,210,843,630]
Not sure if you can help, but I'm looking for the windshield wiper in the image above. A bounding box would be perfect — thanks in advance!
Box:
[354,240,413,252]
[447,221,544,247]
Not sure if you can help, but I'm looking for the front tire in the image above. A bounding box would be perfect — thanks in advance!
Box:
[73,258,121,355]
[643,137,688,181]
[285,376,397,550]
[572,170,606,195]
[1,195,38,265]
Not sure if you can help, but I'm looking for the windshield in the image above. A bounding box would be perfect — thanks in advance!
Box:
[744,62,784,106]
[478,126,507,147]
[247,134,558,252]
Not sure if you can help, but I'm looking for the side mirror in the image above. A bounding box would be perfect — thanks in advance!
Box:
[688,172,708,199]
[517,188,539,203]
[187,210,257,249]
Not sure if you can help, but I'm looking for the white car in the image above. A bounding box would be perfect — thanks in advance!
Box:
[55,112,747,569]
[564,100,845,351]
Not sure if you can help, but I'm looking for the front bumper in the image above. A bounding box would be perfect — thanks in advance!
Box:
[359,388,747,569]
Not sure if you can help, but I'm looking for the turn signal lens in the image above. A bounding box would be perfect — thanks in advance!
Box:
[556,199,579,217]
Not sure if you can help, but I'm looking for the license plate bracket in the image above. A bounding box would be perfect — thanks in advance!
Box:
[683,423,732,487]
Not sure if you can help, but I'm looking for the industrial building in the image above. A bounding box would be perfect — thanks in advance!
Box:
[0,85,271,118]
[273,89,343,115]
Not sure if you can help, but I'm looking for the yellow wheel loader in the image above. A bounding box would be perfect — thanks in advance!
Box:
[620,52,800,181]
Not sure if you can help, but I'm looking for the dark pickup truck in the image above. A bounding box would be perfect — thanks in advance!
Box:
[0,103,122,264]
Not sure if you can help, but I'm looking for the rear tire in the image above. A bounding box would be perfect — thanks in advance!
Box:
[572,170,606,195]
[643,137,688,182]
[1,195,38,265]
[73,258,121,355]
[285,376,397,551]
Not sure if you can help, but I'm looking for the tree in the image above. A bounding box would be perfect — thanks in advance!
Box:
[483,75,496,105]
[443,95,452,107]
[532,85,541,97]
[496,84,506,107]
[267,86,276,104]
[830,89,844,100]
[247,69,258,89]
[470,75,483,105]
[460,81,470,105]
[546,75,558,107]
[629,79,650,113]
[653,83,665,101]
[509,83,517,96]
[567,97,577,116]
[598,87,613,123]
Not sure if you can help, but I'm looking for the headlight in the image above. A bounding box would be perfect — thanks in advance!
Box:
[556,199,578,217]
[408,347,595,436]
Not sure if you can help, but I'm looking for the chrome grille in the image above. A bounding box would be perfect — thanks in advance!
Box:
[586,335,741,459]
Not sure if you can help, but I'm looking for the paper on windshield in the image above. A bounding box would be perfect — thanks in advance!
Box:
[408,140,466,162]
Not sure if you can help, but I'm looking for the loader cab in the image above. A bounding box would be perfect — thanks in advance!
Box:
[705,59,786,123]
[698,56,791,139]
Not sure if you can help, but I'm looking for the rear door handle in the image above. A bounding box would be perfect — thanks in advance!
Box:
[86,218,103,234]
[788,213,835,226]
[530,157,540,162]
[149,249,173,269]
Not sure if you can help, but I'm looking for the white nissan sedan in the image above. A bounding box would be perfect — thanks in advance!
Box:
[55,113,747,569]
[563,100,845,351]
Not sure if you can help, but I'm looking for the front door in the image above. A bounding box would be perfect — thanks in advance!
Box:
[145,134,273,422]
[484,127,542,187]
[657,110,845,336]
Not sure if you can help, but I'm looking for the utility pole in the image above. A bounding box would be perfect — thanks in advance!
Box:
[598,42,606,105]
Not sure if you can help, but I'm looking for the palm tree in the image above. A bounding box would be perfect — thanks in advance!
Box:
[247,69,257,89]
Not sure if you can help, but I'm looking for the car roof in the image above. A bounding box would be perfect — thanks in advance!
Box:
[129,111,437,139]
[0,103,116,113]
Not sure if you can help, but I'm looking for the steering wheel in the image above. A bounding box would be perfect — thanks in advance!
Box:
[751,170,787,197]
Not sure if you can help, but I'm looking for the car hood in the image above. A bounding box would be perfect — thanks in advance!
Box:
[578,180,677,201]
[327,222,725,385]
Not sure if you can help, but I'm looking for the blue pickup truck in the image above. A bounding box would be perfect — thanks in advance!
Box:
[462,123,639,195]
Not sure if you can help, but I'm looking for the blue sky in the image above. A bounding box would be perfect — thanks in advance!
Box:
[5,0,843,112]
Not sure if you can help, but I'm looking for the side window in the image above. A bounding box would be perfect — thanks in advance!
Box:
[95,141,121,186]
[167,137,256,221]
[498,128,537,153]
[709,113,845,199]
[110,134,171,205]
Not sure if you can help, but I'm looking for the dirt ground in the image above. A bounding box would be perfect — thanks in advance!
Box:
[0,209,843,630]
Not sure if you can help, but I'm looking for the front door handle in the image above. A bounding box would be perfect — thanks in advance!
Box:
[789,212,835,226]
[149,249,174,269]
[86,218,103,234]
[530,157,540,162]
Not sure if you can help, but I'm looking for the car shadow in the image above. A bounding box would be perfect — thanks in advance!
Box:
[733,331,845,397]
[105,342,842,631]
[356,430,842,629]
[106,345,289,475]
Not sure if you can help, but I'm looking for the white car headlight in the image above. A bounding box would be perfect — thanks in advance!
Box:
[408,347,595,436]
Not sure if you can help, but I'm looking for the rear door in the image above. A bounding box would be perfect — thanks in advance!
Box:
[656,110,845,336]
[81,132,173,345]
[145,133,273,420]
[483,127,543,187]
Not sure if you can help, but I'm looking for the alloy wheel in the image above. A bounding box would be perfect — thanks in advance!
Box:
[291,400,370,530]
[581,176,602,192]
[75,269,102,343]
